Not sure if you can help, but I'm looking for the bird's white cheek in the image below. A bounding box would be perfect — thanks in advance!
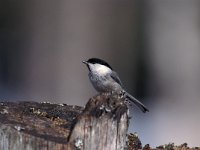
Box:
[94,64,111,75]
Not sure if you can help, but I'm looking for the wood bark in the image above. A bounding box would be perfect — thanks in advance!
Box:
[0,94,129,150]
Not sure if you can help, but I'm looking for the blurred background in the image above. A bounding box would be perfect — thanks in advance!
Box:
[0,0,200,147]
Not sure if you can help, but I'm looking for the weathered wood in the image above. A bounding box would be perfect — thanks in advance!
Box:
[0,94,129,150]
[69,94,129,150]
[0,101,83,150]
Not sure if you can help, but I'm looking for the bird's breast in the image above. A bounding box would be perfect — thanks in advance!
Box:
[88,72,122,93]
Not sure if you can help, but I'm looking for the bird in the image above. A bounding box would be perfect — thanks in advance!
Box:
[82,58,149,113]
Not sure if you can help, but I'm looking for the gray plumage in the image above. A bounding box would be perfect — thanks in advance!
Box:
[83,58,149,113]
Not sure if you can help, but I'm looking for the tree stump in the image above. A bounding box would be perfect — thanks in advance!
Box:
[0,94,129,150]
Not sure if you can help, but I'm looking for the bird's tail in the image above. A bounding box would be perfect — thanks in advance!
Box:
[124,91,149,113]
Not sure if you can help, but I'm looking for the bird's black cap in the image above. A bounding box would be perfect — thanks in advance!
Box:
[85,58,113,70]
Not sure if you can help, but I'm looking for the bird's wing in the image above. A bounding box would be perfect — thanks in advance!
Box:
[124,92,149,113]
[110,71,123,86]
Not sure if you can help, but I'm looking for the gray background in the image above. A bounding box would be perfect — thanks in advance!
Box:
[0,0,200,147]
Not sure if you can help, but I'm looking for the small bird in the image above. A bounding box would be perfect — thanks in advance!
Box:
[82,58,149,113]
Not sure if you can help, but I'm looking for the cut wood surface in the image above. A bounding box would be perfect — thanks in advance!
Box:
[0,94,129,150]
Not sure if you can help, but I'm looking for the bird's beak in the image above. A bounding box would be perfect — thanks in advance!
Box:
[82,61,88,64]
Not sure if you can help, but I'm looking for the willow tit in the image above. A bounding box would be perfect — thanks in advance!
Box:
[82,58,149,113]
